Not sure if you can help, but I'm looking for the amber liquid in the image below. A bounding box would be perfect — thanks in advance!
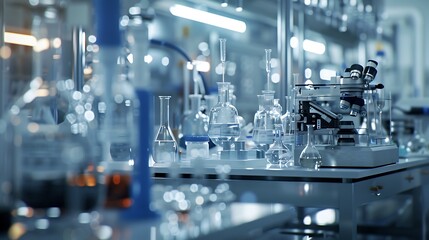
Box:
[104,174,132,209]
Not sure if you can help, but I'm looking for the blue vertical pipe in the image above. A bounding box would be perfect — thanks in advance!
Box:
[94,0,156,220]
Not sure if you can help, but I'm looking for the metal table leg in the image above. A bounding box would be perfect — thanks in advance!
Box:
[339,182,357,240]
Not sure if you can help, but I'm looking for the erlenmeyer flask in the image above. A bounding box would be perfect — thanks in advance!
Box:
[153,96,178,163]
[299,125,322,169]
[208,82,240,148]
[265,124,293,167]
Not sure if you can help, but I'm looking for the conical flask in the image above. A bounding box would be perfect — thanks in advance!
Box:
[208,82,240,148]
[299,125,322,169]
[153,96,178,163]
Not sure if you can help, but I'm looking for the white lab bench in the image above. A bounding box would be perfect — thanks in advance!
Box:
[152,157,429,239]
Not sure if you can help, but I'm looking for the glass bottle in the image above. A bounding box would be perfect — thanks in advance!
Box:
[181,94,210,161]
[299,125,322,169]
[153,96,178,163]
[252,90,279,151]
[265,124,293,167]
[182,94,209,138]
[208,82,240,148]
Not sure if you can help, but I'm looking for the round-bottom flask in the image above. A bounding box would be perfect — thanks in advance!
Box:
[208,82,240,148]
[299,125,322,169]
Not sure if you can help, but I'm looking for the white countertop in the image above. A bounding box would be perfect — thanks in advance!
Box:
[151,157,429,180]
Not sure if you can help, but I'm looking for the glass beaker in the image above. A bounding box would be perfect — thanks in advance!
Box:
[208,82,240,148]
[265,124,293,167]
[299,125,322,169]
[153,96,178,163]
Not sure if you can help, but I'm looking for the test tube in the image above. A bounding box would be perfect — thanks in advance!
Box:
[265,49,272,90]
[220,38,226,82]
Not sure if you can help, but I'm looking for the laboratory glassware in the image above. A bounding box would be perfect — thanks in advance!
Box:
[265,124,293,166]
[374,88,385,142]
[299,125,322,169]
[153,96,178,163]
[181,94,210,161]
[229,84,246,132]
[208,82,241,148]
[252,90,280,151]
[9,77,100,213]
[182,94,209,138]
[406,118,427,154]
[220,38,226,82]
[273,99,282,115]
[265,49,272,90]
[281,95,295,160]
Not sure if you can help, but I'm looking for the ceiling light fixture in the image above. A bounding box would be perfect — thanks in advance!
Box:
[170,4,246,33]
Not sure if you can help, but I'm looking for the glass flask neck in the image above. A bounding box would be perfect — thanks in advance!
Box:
[274,124,283,140]
[257,95,264,111]
[159,96,171,127]
[217,82,230,104]
[262,90,274,108]
[306,125,315,146]
[285,96,292,113]
[189,94,201,113]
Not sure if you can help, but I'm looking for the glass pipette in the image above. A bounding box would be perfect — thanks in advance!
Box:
[265,49,272,90]
[220,38,226,83]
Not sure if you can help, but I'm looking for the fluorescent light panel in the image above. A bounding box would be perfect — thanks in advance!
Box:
[4,32,37,46]
[290,36,326,55]
[169,4,246,33]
